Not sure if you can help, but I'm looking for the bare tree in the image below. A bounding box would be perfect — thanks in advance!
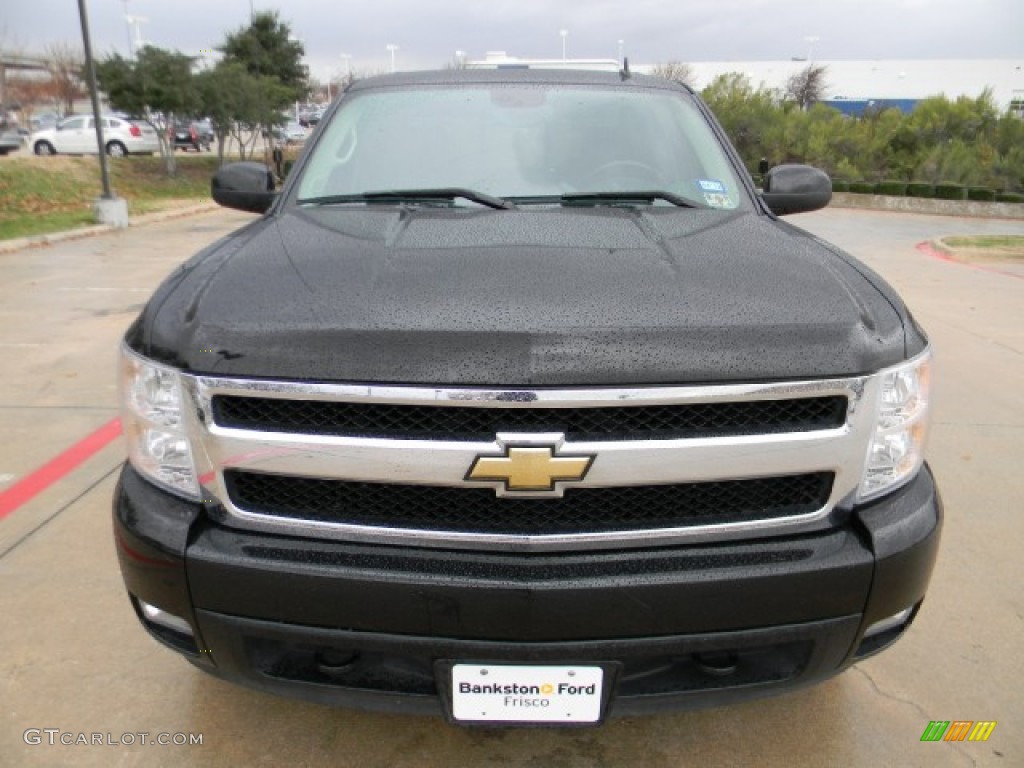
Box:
[784,64,828,110]
[650,60,694,87]
[44,42,85,115]
[6,73,59,113]
[307,76,329,103]
[335,70,357,92]
[444,53,468,70]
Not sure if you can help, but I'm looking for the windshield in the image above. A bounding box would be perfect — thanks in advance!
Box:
[295,84,749,209]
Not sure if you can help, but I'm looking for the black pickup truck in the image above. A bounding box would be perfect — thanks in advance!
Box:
[114,69,940,725]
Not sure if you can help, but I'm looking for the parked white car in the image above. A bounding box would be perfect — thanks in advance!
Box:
[31,115,160,157]
[272,120,308,145]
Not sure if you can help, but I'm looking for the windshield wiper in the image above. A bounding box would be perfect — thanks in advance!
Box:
[560,191,703,208]
[298,188,516,210]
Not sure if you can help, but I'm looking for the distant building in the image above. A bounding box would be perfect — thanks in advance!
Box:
[465,51,620,72]
[821,98,920,116]
[648,59,1024,114]
[460,55,1023,115]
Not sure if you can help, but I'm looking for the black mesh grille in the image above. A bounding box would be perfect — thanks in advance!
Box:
[224,471,834,535]
[212,395,847,441]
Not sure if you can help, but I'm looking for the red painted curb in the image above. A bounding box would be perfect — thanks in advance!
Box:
[0,417,123,520]
[915,241,1024,281]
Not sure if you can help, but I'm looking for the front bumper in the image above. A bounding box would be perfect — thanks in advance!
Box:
[113,463,941,718]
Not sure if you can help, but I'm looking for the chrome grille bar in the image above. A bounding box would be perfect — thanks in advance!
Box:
[180,376,877,552]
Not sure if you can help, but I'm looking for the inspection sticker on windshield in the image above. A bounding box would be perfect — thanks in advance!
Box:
[697,179,735,208]
[698,179,727,193]
[451,664,604,723]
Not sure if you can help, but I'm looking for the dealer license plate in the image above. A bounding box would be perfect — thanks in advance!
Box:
[450,664,604,724]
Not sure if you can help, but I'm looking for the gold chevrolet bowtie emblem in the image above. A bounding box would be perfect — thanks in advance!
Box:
[467,445,594,492]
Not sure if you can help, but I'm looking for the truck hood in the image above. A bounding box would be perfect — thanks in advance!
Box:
[133,206,910,386]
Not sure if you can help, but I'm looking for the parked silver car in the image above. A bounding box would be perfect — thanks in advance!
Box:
[31,115,160,157]
[0,123,22,156]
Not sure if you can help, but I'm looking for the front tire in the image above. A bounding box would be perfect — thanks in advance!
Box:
[34,140,55,156]
[106,141,127,158]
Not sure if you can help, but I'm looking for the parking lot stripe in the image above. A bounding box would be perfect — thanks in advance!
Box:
[0,417,122,520]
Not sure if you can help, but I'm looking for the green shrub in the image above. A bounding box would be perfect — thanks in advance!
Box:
[905,183,935,198]
[934,183,967,200]
[966,187,996,202]
[700,83,1024,193]
[996,192,1024,203]
[875,180,908,196]
[849,180,876,194]
[833,159,861,182]
[831,179,850,193]
[750,173,764,188]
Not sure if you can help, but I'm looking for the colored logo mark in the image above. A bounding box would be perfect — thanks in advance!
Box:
[920,721,996,742]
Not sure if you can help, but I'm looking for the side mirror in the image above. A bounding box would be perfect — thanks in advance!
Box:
[211,162,277,214]
[760,164,832,216]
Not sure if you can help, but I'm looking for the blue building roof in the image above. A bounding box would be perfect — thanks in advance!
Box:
[822,98,920,116]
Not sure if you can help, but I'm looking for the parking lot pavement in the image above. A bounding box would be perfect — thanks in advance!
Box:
[0,207,1021,767]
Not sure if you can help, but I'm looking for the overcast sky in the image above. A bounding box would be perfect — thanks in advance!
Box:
[2,0,1022,81]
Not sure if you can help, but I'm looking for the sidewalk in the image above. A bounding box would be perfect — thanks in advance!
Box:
[0,201,221,256]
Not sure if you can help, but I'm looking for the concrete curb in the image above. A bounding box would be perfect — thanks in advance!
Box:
[916,239,1024,281]
[830,192,1024,220]
[0,202,221,255]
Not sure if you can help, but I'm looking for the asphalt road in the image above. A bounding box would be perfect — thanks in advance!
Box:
[0,206,1021,767]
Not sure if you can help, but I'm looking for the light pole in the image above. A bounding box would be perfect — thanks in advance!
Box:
[339,54,352,89]
[78,0,128,227]
[386,44,399,73]
[122,0,133,56]
[560,29,568,63]
[804,35,820,62]
[78,0,111,199]
[121,0,146,57]
[124,15,148,55]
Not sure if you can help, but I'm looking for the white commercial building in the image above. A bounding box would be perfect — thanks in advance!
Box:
[467,54,1024,113]
[645,59,1024,112]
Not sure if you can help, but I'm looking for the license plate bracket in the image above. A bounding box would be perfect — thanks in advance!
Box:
[437,661,619,726]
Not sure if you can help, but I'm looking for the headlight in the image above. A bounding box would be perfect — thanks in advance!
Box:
[858,350,932,501]
[120,346,200,499]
